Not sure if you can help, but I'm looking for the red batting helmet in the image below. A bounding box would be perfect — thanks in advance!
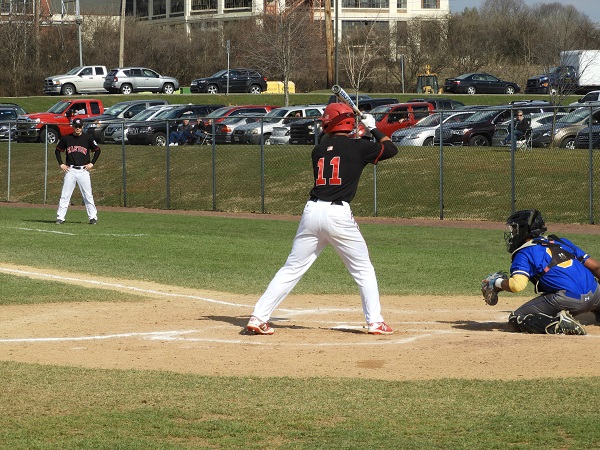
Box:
[321,103,355,134]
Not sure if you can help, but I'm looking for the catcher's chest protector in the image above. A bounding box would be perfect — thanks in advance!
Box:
[530,235,583,289]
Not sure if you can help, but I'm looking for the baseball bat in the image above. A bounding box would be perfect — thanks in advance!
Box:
[331,85,362,116]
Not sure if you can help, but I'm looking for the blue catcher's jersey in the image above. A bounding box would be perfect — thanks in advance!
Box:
[510,235,598,297]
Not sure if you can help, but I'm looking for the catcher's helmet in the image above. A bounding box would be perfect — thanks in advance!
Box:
[504,209,547,253]
[321,103,355,134]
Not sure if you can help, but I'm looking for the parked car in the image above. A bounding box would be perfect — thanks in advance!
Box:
[369,102,436,137]
[568,90,600,108]
[202,105,278,129]
[43,65,108,95]
[407,98,466,110]
[289,117,323,145]
[0,103,27,141]
[82,100,169,143]
[16,99,104,144]
[492,111,568,146]
[232,105,325,144]
[575,124,600,148]
[213,113,266,144]
[327,93,372,104]
[103,104,174,144]
[190,69,267,94]
[435,101,555,146]
[104,67,180,94]
[443,73,521,95]
[391,110,476,146]
[530,106,600,149]
[126,104,224,146]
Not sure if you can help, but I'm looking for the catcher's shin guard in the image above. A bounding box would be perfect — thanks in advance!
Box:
[508,311,586,335]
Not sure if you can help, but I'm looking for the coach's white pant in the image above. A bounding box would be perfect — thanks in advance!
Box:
[56,167,97,221]
[251,199,384,325]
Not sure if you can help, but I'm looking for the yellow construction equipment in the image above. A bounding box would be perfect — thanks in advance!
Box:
[416,65,441,94]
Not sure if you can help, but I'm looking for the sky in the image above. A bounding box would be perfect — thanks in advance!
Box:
[450,0,600,24]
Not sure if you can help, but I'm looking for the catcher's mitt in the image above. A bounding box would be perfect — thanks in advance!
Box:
[481,271,508,306]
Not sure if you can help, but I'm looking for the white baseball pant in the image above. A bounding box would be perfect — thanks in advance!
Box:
[251,199,384,325]
[56,167,97,221]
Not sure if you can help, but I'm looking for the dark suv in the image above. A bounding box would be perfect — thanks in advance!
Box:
[126,104,224,146]
[435,101,556,146]
[190,69,267,94]
[0,103,26,141]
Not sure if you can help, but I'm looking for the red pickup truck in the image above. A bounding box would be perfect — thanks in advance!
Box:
[15,99,104,144]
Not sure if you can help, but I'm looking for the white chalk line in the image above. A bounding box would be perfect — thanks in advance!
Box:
[0,328,459,347]
[6,226,148,237]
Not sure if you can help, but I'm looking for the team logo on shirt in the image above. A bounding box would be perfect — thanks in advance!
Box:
[327,146,334,152]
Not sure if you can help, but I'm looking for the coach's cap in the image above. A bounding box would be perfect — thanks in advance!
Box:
[72,118,83,128]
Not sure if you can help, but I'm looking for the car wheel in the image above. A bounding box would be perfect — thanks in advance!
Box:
[423,137,434,146]
[162,83,175,94]
[61,84,76,96]
[505,86,516,95]
[249,84,262,94]
[561,137,575,149]
[466,86,477,95]
[120,84,133,95]
[207,84,219,94]
[469,135,489,146]
[152,133,167,146]
[40,127,59,144]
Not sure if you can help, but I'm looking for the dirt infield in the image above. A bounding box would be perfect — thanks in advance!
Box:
[2,262,600,381]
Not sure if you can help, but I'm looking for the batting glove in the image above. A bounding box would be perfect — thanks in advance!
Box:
[360,114,376,130]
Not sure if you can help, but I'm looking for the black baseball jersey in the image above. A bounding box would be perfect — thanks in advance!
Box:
[55,133,101,166]
[309,135,398,203]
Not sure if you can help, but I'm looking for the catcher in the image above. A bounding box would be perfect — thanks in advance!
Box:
[481,209,600,335]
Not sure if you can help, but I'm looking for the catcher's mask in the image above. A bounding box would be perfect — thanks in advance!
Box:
[504,209,547,253]
[321,103,356,134]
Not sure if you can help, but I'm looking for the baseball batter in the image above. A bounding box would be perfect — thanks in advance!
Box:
[55,118,101,225]
[246,103,398,335]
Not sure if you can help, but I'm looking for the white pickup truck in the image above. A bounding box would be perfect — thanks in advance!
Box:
[43,65,108,96]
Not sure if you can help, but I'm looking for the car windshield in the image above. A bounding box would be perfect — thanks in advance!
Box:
[103,103,132,116]
[415,114,442,127]
[66,67,83,75]
[558,108,595,124]
[206,107,233,119]
[455,73,474,80]
[132,108,169,120]
[211,70,228,78]
[47,101,71,114]
[263,109,292,123]
[369,105,394,114]
[463,109,502,123]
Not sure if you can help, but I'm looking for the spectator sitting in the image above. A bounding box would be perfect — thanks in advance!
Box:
[191,120,211,144]
[502,110,530,145]
[169,119,194,146]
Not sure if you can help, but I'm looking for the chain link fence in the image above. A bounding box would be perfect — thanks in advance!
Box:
[1,107,599,224]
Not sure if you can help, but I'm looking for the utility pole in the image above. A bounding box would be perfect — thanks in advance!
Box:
[75,0,82,66]
[324,0,334,88]
[119,0,126,66]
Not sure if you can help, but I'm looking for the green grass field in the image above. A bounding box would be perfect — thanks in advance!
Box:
[1,206,600,448]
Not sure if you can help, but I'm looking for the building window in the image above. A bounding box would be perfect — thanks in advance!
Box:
[171,0,184,14]
[397,0,406,8]
[136,0,149,17]
[422,0,439,8]
[342,0,388,8]
[192,0,218,10]
[153,0,166,16]
[225,0,252,8]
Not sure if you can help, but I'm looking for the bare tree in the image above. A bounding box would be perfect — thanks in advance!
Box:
[242,4,321,105]
[340,20,386,96]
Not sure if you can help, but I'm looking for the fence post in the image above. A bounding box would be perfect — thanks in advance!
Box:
[589,106,594,224]
[44,125,48,204]
[166,119,171,209]
[439,110,444,220]
[7,123,12,202]
[260,118,265,213]
[212,121,217,211]
[121,121,127,207]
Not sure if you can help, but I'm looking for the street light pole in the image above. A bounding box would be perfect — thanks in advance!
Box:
[75,0,82,66]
